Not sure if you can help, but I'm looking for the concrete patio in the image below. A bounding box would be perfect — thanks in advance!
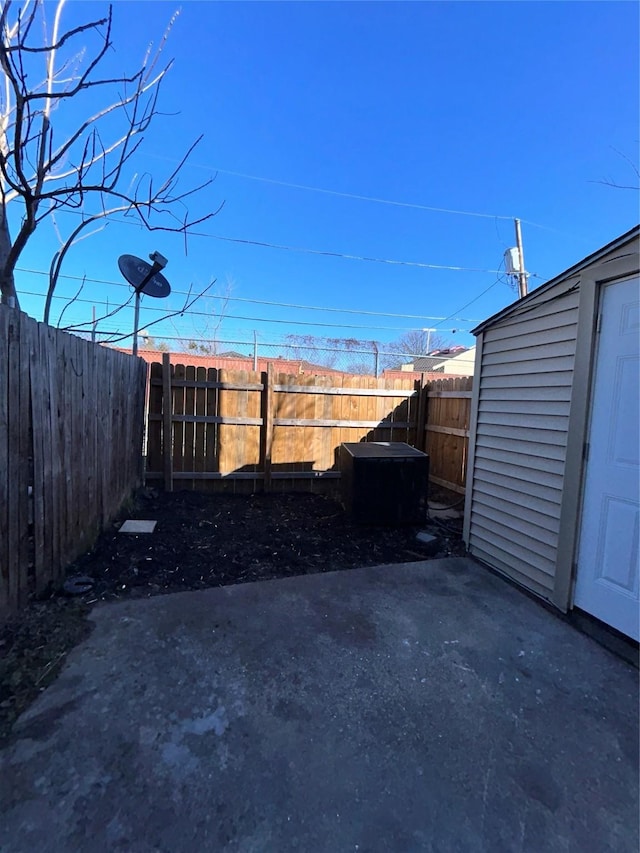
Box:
[0,557,637,852]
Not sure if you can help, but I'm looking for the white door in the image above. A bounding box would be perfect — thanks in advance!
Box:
[574,276,639,640]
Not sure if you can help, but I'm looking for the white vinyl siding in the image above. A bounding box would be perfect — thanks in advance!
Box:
[466,284,579,597]
[464,229,639,613]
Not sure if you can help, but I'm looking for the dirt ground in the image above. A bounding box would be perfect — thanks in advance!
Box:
[0,488,464,743]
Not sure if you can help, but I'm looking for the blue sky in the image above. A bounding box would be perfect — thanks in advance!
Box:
[12,0,640,356]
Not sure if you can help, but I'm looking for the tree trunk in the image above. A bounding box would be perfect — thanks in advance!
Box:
[0,203,17,307]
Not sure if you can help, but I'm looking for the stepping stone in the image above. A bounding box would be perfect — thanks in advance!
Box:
[416,531,441,556]
[119,520,157,534]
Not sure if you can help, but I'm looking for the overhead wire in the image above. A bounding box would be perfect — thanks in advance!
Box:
[431,256,508,330]
[209,169,515,220]
[204,233,505,273]
[32,290,472,335]
[145,153,561,231]
[16,267,483,323]
[49,209,507,274]
[18,171,542,336]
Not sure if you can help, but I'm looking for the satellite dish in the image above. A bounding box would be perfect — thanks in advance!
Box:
[118,254,171,298]
[118,252,172,357]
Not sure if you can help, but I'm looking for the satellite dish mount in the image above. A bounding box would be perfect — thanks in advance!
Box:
[118,252,172,356]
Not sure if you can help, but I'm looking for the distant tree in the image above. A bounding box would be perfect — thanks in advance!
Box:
[381,329,450,371]
[344,356,375,376]
[139,334,169,352]
[283,334,380,373]
[184,339,216,355]
[0,0,221,313]
[163,275,234,356]
[283,333,340,370]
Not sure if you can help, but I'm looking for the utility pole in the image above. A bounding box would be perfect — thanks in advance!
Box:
[422,328,434,353]
[514,218,529,299]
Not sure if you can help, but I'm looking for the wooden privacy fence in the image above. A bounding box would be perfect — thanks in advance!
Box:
[0,307,147,622]
[422,376,473,494]
[146,354,472,495]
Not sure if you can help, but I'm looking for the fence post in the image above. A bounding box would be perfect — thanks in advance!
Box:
[162,352,173,492]
[415,374,427,452]
[262,363,274,492]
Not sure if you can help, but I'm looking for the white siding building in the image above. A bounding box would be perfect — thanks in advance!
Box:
[463,227,639,640]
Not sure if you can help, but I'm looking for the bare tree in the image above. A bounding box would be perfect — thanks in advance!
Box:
[393,329,447,356]
[168,274,234,355]
[380,328,450,370]
[282,334,379,372]
[0,0,221,312]
[283,333,340,370]
[591,146,640,192]
[139,334,169,352]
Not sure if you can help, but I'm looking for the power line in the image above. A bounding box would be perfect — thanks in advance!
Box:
[208,166,516,220]
[34,291,473,335]
[16,266,483,322]
[198,293,481,323]
[146,156,572,232]
[49,209,507,274]
[430,255,509,329]
[204,233,505,273]
[147,153,552,225]
[432,279,502,329]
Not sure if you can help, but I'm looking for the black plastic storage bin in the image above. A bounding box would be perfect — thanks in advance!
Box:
[340,442,429,525]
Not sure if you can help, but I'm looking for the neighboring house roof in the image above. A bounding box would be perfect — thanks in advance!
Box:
[407,355,449,372]
[216,350,249,359]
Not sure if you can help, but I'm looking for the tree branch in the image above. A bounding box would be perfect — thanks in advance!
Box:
[0,0,223,307]
[96,280,217,344]
[59,288,135,333]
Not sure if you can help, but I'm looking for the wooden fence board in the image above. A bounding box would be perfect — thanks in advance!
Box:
[7,311,20,608]
[172,363,186,475]
[204,367,218,491]
[218,368,239,482]
[245,369,262,484]
[30,324,45,591]
[161,355,172,491]
[147,361,163,476]
[0,307,8,616]
[98,341,112,528]
[40,324,56,588]
[83,338,95,548]
[194,366,206,478]
[61,333,73,566]
[17,320,31,605]
[262,365,274,491]
[184,365,196,489]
